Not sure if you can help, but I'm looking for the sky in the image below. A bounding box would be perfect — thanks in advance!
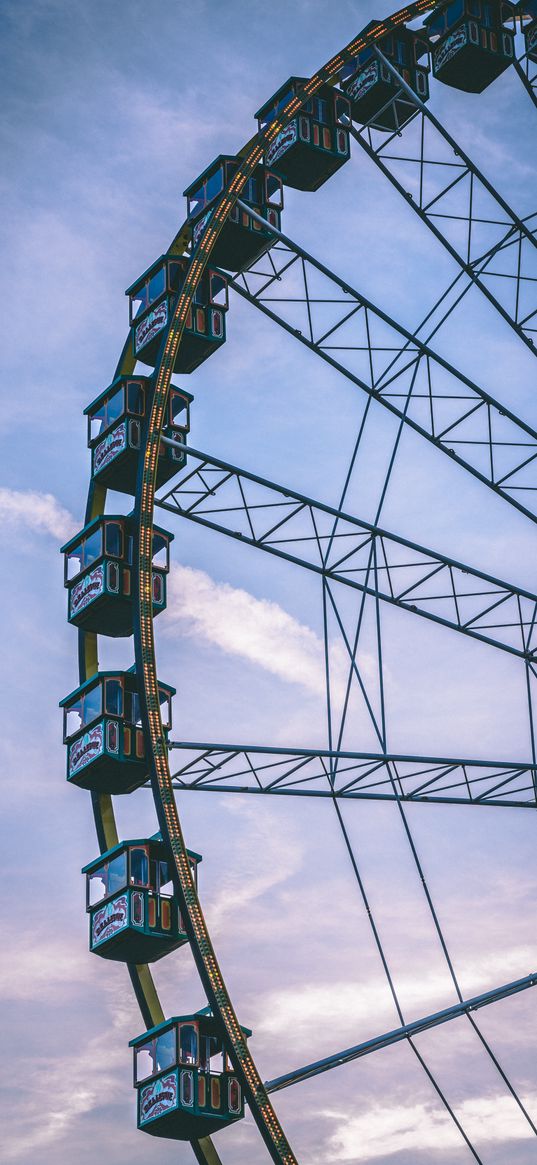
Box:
[1,1,537,1163]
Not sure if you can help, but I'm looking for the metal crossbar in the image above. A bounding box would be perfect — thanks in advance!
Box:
[157,443,537,660]
[167,741,537,808]
[351,47,537,352]
[231,210,537,522]
[264,971,537,1092]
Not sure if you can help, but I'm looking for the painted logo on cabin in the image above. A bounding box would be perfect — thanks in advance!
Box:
[92,893,128,946]
[193,208,213,249]
[70,564,104,617]
[69,724,104,775]
[346,62,379,102]
[434,26,467,71]
[94,423,127,474]
[135,300,168,354]
[140,1072,178,1123]
[266,121,298,167]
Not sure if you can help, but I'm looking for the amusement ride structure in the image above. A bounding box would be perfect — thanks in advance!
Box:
[62,2,537,1161]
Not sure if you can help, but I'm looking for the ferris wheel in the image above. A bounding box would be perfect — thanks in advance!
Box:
[61,2,537,1162]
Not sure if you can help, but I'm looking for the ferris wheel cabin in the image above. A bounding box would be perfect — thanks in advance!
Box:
[184,155,283,271]
[85,377,193,494]
[130,1010,249,1138]
[82,836,201,963]
[60,669,174,793]
[256,78,351,191]
[127,255,228,373]
[518,0,537,60]
[424,1,515,92]
[340,21,430,131]
[62,516,172,635]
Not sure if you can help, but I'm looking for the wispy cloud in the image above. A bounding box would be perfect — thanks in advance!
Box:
[0,487,76,541]
[324,1091,537,1161]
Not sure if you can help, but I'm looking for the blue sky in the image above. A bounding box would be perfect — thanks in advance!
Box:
[1,1,537,1163]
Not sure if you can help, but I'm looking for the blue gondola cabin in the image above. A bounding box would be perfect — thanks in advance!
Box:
[127,256,228,373]
[83,835,201,963]
[60,669,175,794]
[256,78,351,191]
[340,21,430,131]
[184,155,283,271]
[62,516,172,636]
[130,1010,250,1139]
[85,377,192,494]
[518,0,537,61]
[424,1,515,92]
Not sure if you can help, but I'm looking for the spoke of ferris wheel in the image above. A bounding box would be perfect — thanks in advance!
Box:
[157,443,537,660]
[231,213,537,521]
[349,48,537,352]
[166,741,537,808]
[514,53,537,110]
[263,970,537,1094]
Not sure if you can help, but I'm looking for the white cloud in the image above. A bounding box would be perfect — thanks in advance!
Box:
[165,563,376,707]
[0,487,76,542]
[324,1091,537,1162]
[166,563,329,696]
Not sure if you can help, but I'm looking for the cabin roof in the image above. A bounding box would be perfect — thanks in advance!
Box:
[60,514,173,555]
[183,154,237,197]
[81,834,202,873]
[84,377,194,416]
[129,1009,252,1046]
[60,668,177,707]
[254,76,335,119]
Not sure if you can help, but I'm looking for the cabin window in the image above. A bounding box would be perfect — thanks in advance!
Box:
[130,286,148,321]
[126,380,145,416]
[105,677,123,717]
[88,850,127,905]
[88,864,107,905]
[66,527,102,580]
[168,260,185,293]
[209,272,228,308]
[155,1029,176,1073]
[64,683,102,740]
[265,173,283,208]
[169,390,190,429]
[188,185,205,217]
[130,846,149,887]
[148,267,166,306]
[108,851,127,895]
[335,96,351,125]
[200,1035,223,1073]
[158,860,174,897]
[126,689,143,726]
[394,39,407,66]
[135,1039,155,1083]
[159,687,172,730]
[205,168,224,205]
[315,98,328,124]
[105,522,123,558]
[152,533,169,571]
[243,176,259,205]
[178,1024,198,1066]
[90,385,124,438]
[448,0,465,21]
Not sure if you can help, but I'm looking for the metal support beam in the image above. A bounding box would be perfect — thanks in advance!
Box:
[166,740,537,808]
[232,206,537,522]
[264,971,537,1093]
[350,46,537,352]
[157,442,537,660]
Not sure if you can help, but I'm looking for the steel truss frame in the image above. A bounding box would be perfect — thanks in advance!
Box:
[350,46,537,351]
[167,740,537,808]
[231,209,537,521]
[156,443,537,661]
